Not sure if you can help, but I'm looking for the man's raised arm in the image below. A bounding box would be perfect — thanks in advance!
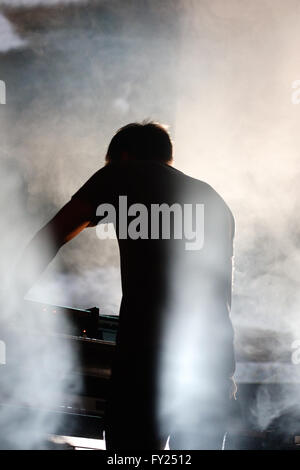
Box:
[11,197,95,299]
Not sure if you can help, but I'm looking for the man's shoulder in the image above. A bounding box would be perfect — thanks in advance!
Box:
[177,171,235,229]
[171,167,231,206]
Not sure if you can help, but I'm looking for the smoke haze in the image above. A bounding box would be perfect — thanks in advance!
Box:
[2,0,300,445]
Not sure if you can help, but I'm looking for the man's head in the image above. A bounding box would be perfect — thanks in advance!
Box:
[105,121,173,164]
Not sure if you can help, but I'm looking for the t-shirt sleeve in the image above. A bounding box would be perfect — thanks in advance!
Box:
[71,164,114,227]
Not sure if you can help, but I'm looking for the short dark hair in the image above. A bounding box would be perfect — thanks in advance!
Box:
[105,121,173,163]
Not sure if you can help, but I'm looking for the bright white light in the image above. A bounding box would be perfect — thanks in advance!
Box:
[50,434,106,450]
[49,433,170,450]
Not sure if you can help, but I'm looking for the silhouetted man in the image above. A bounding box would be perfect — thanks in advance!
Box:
[12,121,236,450]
